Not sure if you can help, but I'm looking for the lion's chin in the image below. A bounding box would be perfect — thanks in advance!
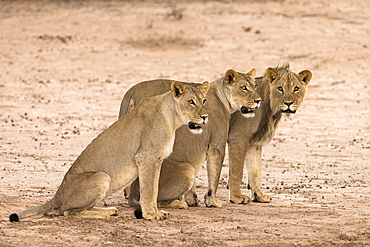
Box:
[242,112,255,118]
[282,109,297,114]
[282,109,297,118]
[190,128,203,134]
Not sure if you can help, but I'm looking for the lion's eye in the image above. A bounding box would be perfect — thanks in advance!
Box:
[202,99,207,105]
[277,86,284,92]
[241,86,249,91]
[294,86,300,92]
[188,100,196,105]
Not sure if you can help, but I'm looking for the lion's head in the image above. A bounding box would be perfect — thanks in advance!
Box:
[171,81,210,134]
[266,67,312,116]
[224,69,261,118]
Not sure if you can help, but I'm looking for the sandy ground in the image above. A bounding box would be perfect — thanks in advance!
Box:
[0,0,369,246]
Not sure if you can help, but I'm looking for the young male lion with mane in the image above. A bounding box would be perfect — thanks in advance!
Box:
[227,64,312,204]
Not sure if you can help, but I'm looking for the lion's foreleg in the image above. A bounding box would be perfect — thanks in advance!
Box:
[204,145,225,208]
[228,139,250,204]
[246,145,271,203]
[135,156,168,220]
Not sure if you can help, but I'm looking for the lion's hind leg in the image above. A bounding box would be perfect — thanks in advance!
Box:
[129,160,194,213]
[60,171,116,219]
[158,200,188,209]
[91,206,119,216]
[64,210,111,219]
[64,206,118,219]
[157,161,195,209]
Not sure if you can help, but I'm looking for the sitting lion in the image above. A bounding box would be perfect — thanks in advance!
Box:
[9,81,210,222]
[227,65,312,204]
[119,69,261,209]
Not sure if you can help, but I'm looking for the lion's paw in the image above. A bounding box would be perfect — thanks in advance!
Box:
[230,194,251,204]
[153,210,169,220]
[161,200,189,209]
[204,194,222,208]
[140,209,169,220]
[105,207,119,216]
[176,201,189,209]
[253,193,272,203]
[185,195,200,207]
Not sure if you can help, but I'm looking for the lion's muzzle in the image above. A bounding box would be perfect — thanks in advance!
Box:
[188,122,203,134]
[282,102,297,114]
[240,99,261,116]
[241,106,255,114]
[188,122,202,130]
[188,115,207,129]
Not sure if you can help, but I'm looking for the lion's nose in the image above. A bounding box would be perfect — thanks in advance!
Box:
[200,115,208,124]
[284,102,293,107]
[254,99,261,105]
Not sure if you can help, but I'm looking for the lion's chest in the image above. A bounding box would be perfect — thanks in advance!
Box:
[250,114,280,146]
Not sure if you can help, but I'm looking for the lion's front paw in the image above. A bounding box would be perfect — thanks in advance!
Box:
[151,210,169,220]
[156,210,169,220]
[230,194,251,204]
[253,192,272,203]
[204,194,222,208]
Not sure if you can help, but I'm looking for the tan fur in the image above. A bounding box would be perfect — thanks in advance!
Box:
[119,69,261,208]
[228,65,312,203]
[9,81,210,221]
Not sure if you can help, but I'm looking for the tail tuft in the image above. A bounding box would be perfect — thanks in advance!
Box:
[134,209,143,219]
[9,213,20,222]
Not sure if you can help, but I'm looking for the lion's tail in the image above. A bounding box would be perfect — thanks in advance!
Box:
[9,200,54,222]
[119,88,136,119]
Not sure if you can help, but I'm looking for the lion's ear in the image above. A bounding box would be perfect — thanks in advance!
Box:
[171,81,187,99]
[247,68,256,78]
[198,81,210,95]
[266,68,279,83]
[298,70,312,85]
[224,69,239,86]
